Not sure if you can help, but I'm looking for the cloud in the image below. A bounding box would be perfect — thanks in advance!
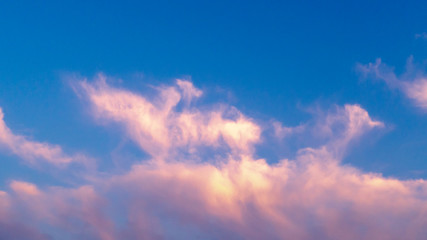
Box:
[104,150,427,239]
[315,104,384,159]
[0,76,426,239]
[272,120,305,139]
[272,104,383,159]
[0,190,51,240]
[74,75,261,159]
[8,180,115,240]
[415,32,427,40]
[357,56,427,110]
[176,79,203,104]
[0,108,92,168]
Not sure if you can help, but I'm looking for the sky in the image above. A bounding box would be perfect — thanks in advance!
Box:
[0,0,427,239]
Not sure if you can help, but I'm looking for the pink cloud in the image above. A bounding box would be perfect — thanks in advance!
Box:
[9,181,114,240]
[6,149,427,239]
[0,76,426,239]
[75,75,261,158]
[0,108,92,168]
[273,120,305,139]
[105,153,427,239]
[176,79,203,104]
[357,57,427,110]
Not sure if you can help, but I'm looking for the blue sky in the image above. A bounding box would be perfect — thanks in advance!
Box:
[1,1,427,239]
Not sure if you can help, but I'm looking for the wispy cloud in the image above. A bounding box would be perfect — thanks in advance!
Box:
[415,32,427,40]
[357,56,427,110]
[0,108,92,168]
[0,76,425,239]
[74,75,261,159]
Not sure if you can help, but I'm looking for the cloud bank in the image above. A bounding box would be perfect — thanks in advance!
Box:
[0,76,426,239]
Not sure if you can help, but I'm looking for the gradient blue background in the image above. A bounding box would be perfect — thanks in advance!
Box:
[0,0,427,187]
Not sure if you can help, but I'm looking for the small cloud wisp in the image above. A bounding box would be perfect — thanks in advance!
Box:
[358,57,427,110]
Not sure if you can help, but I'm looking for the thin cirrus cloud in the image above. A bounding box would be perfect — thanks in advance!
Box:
[0,76,426,239]
[0,108,92,168]
[357,56,427,110]
[415,32,427,40]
